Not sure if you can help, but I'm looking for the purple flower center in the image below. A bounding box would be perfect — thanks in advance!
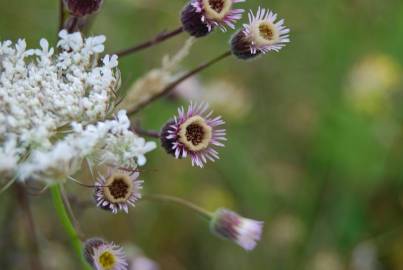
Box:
[186,123,205,146]
[105,175,132,202]
[208,0,225,13]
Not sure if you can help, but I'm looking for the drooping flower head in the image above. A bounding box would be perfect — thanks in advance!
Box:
[231,7,290,60]
[160,102,226,168]
[64,0,104,17]
[94,167,143,214]
[181,0,245,37]
[210,208,264,251]
[84,238,128,270]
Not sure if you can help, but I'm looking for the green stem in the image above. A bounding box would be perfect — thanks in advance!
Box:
[143,194,213,220]
[50,185,91,270]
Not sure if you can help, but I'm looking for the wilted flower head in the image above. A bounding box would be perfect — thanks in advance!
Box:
[210,208,263,251]
[181,0,245,37]
[231,7,290,59]
[84,238,128,270]
[160,102,226,168]
[64,0,104,17]
[95,167,143,214]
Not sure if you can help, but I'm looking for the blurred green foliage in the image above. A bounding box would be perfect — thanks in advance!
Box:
[1,0,403,269]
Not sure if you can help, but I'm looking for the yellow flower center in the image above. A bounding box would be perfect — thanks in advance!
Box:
[203,0,232,20]
[251,21,280,46]
[103,174,133,203]
[178,115,212,152]
[259,23,275,40]
[98,251,116,270]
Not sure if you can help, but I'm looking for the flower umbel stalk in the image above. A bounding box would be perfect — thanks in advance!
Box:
[128,50,232,116]
[143,194,213,220]
[114,26,184,58]
[50,185,92,270]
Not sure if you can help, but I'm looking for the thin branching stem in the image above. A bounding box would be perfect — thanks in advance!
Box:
[127,50,232,116]
[143,194,213,220]
[15,184,43,270]
[132,120,161,139]
[113,26,184,58]
[60,185,85,240]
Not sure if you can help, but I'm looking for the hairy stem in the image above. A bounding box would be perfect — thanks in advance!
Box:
[143,194,213,220]
[128,50,232,116]
[114,26,184,58]
[50,185,91,270]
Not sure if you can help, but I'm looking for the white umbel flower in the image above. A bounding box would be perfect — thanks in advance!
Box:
[0,31,156,184]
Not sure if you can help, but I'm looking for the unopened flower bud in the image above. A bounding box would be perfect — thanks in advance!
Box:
[210,208,263,251]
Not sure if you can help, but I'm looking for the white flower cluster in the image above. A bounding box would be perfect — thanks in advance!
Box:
[0,31,156,183]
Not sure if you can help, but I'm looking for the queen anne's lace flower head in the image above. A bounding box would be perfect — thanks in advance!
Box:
[94,167,143,214]
[231,7,290,59]
[0,31,156,184]
[84,238,128,270]
[181,0,245,37]
[210,208,264,251]
[160,102,226,168]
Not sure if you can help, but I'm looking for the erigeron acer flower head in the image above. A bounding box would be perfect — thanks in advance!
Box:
[181,0,245,37]
[84,238,128,270]
[95,167,143,214]
[64,0,104,17]
[210,208,264,251]
[231,7,290,60]
[160,102,226,168]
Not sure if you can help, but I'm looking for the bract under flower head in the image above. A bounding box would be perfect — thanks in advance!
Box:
[181,0,245,37]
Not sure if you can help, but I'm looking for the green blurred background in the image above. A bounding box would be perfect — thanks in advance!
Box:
[1,0,403,269]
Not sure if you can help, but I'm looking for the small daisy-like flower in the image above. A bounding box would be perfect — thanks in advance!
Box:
[160,102,226,168]
[84,238,128,270]
[64,0,104,17]
[94,168,143,214]
[231,7,290,60]
[181,0,245,37]
[210,208,264,251]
